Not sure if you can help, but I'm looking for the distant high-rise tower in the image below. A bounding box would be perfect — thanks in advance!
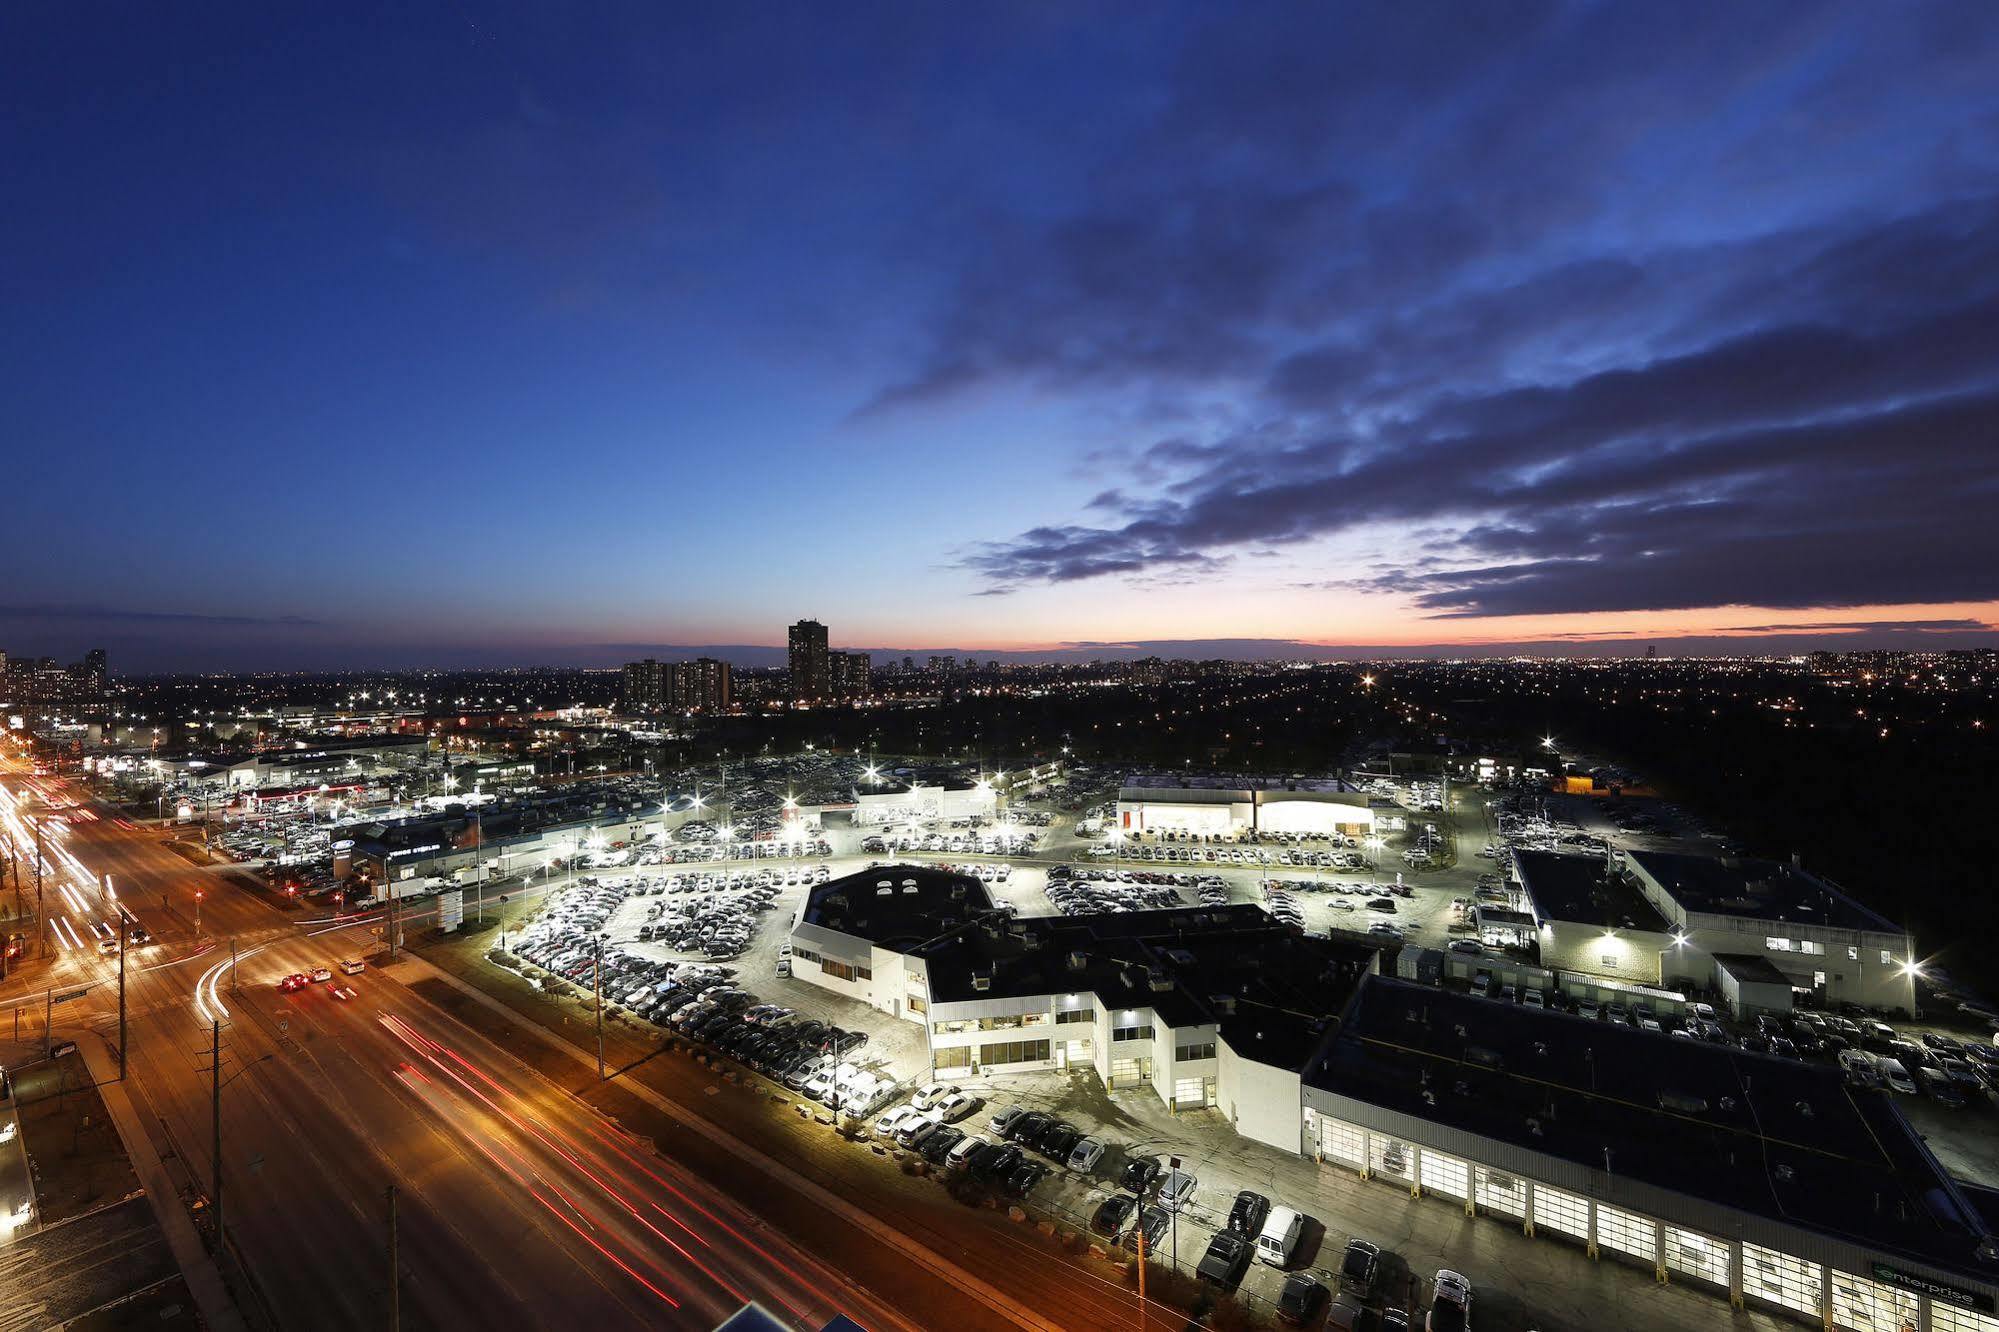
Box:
[671,657,733,712]
[82,647,107,692]
[830,651,871,699]
[621,659,668,713]
[789,620,831,700]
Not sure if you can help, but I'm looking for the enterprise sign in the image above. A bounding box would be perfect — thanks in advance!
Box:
[1870,1262,1995,1313]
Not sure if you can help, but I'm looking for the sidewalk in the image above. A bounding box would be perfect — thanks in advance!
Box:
[78,1034,246,1332]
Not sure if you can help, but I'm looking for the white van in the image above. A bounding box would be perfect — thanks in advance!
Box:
[338,958,366,975]
[1255,1206,1304,1267]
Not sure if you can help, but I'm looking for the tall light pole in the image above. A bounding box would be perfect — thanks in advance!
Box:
[593,937,606,1081]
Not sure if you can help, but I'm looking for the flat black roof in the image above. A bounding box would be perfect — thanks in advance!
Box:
[1308,977,1992,1278]
[911,905,1378,1071]
[1627,850,1902,934]
[1713,952,1793,986]
[798,865,996,952]
[1515,849,1671,934]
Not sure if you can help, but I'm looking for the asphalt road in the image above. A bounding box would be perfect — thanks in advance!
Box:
[0,761,926,1331]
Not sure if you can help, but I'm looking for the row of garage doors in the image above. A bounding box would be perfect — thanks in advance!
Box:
[1311,1114,1997,1332]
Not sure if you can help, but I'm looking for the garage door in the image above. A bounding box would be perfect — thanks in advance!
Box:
[1830,1270,1918,1332]
[1533,1184,1591,1240]
[1418,1150,1469,1200]
[1743,1243,1822,1320]
[1932,1302,1999,1332]
[1369,1134,1413,1185]
[1664,1226,1730,1290]
[1173,1077,1211,1108]
[1595,1204,1655,1263]
[1320,1118,1366,1169]
[1473,1166,1527,1218]
[1110,1057,1142,1087]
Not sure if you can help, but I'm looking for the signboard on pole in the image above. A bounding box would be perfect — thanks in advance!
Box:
[437,888,464,933]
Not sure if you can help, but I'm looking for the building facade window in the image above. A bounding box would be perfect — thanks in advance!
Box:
[820,958,870,982]
[977,1038,1050,1067]
[1111,1024,1155,1043]
[1174,1042,1217,1062]
[933,1045,971,1070]
[1056,1008,1094,1025]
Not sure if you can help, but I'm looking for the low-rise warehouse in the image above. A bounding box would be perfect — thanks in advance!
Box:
[790,863,1999,1332]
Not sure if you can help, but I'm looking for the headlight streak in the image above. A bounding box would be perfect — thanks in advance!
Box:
[377,1012,804,1317]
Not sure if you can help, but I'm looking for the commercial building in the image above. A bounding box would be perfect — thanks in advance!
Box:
[1513,847,1918,1018]
[1115,775,1375,838]
[788,867,1376,1143]
[788,864,1999,1332]
[1302,978,1999,1332]
[342,784,663,884]
[789,620,831,700]
[1626,850,1918,1016]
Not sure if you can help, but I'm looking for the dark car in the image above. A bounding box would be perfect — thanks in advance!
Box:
[1275,1273,1328,1326]
[1120,1156,1161,1195]
[1124,1204,1170,1254]
[1340,1237,1382,1299]
[1008,1111,1051,1145]
[920,1126,967,1165]
[1040,1123,1082,1160]
[1196,1231,1252,1287]
[976,1144,1024,1180]
[1091,1194,1137,1239]
[1225,1189,1271,1237]
[1004,1160,1048,1196]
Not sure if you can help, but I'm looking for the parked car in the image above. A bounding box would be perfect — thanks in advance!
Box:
[1124,1204,1171,1253]
[1225,1190,1271,1236]
[1197,1231,1253,1287]
[1120,1157,1161,1195]
[988,1105,1025,1136]
[910,1083,960,1112]
[1276,1273,1328,1326]
[1340,1238,1382,1298]
[1428,1269,1473,1332]
[1067,1137,1106,1172]
[1157,1168,1198,1212]
[1091,1194,1137,1239]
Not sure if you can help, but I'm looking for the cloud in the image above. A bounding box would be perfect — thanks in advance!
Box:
[853,7,1999,621]
[961,191,1999,615]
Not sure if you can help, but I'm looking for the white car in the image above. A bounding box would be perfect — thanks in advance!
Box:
[934,1090,976,1122]
[946,1135,988,1170]
[875,1106,921,1138]
[911,1083,960,1112]
[1068,1137,1105,1171]
[895,1110,945,1148]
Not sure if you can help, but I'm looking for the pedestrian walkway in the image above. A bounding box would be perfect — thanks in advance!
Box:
[77,1035,244,1332]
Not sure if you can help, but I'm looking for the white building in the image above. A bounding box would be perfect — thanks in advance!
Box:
[1115,775,1375,838]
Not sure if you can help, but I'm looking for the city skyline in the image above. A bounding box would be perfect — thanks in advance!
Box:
[9,3,1999,673]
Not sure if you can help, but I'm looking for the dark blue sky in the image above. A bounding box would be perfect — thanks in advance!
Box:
[7,2,1999,671]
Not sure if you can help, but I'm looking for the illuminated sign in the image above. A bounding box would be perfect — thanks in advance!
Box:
[1870,1263,1995,1313]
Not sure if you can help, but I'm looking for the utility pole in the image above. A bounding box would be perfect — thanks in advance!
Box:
[210,1019,224,1240]
[593,937,605,1081]
[34,817,44,959]
[386,877,398,959]
[386,1184,400,1331]
[118,913,128,1078]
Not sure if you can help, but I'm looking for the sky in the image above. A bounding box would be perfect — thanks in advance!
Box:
[6,2,1999,672]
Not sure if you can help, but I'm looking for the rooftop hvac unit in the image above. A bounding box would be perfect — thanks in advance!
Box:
[971,968,992,992]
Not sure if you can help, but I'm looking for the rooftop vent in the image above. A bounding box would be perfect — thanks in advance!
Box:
[971,968,992,992]
[1211,995,1237,1016]
[1066,950,1089,972]
[1148,974,1175,994]
[1658,1090,1709,1115]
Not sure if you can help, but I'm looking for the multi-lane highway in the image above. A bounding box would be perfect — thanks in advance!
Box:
[0,760,923,1331]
